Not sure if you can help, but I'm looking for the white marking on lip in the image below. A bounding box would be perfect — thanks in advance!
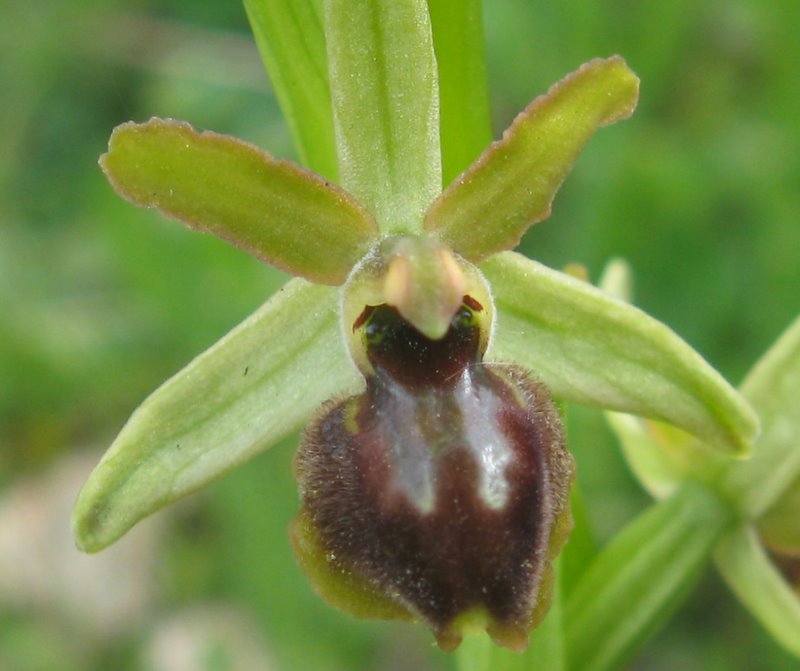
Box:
[456,369,512,510]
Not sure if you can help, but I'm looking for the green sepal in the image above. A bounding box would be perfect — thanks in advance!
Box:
[324,0,441,234]
[715,524,800,658]
[72,279,361,552]
[425,57,639,262]
[100,118,378,285]
[482,251,758,456]
[242,0,338,180]
[565,484,733,671]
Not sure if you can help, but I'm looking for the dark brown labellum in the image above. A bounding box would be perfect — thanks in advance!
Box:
[292,299,573,651]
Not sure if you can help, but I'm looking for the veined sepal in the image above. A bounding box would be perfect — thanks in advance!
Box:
[485,252,758,457]
[71,279,361,552]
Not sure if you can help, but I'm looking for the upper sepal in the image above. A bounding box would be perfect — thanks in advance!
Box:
[325,0,441,235]
[100,118,379,284]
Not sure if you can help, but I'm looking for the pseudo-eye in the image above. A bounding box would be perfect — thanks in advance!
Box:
[291,252,574,652]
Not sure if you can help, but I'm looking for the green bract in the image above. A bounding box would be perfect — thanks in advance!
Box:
[73,0,759,657]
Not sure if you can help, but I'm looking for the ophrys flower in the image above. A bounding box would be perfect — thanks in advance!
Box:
[72,0,757,652]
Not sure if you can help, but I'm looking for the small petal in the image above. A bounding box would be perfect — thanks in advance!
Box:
[100,118,378,284]
[72,279,360,552]
[715,524,800,659]
[425,56,639,262]
[597,256,634,303]
[482,251,758,456]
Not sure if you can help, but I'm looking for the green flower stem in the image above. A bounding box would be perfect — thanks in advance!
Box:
[72,279,360,552]
[454,635,506,671]
[243,0,337,179]
[565,483,734,671]
[426,0,492,184]
[324,0,441,234]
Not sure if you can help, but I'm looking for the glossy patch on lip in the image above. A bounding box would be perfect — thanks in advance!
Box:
[292,300,573,651]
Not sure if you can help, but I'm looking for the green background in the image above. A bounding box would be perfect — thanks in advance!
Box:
[1,0,798,669]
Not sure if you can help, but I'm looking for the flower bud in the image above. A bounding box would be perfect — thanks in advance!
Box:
[291,288,573,651]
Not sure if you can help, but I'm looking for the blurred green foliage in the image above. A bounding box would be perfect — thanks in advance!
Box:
[1,0,798,669]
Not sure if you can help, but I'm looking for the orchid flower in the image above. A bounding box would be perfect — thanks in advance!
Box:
[72,0,757,655]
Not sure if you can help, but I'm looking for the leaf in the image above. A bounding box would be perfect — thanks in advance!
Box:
[72,279,362,552]
[715,524,800,659]
[482,252,758,456]
[425,56,639,262]
[426,0,492,185]
[243,0,338,180]
[100,119,378,285]
[720,315,800,518]
[565,484,732,671]
[324,0,441,234]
